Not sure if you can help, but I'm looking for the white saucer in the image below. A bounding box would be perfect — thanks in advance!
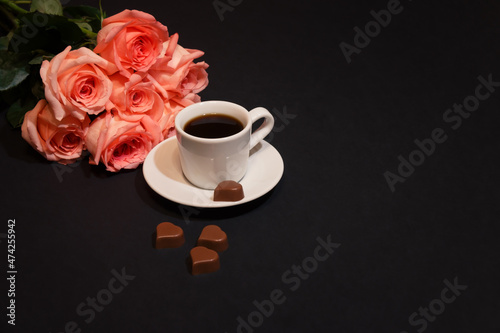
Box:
[143,137,284,208]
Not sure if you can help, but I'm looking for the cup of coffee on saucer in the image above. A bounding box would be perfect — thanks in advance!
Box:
[175,100,274,189]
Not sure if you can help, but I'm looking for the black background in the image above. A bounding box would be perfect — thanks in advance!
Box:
[2,0,500,332]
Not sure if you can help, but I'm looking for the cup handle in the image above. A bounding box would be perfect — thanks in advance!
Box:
[248,107,275,150]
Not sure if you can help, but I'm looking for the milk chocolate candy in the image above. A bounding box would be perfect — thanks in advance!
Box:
[190,246,220,275]
[213,180,244,201]
[197,225,228,252]
[155,222,185,249]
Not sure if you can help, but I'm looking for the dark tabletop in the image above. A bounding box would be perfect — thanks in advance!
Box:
[2,0,500,332]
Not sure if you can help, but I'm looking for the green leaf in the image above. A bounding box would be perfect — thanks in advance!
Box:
[6,98,37,128]
[0,51,30,91]
[75,21,92,32]
[30,70,45,100]
[30,0,63,16]
[86,18,102,35]
[63,6,102,34]
[48,16,88,46]
[0,36,9,51]
[0,67,41,106]
[10,13,86,54]
[29,55,45,65]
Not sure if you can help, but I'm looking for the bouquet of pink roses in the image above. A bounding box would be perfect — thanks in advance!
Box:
[2,4,208,171]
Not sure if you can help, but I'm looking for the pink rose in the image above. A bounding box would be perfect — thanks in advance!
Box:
[94,10,170,74]
[147,42,206,98]
[21,99,90,164]
[108,73,165,122]
[86,112,162,172]
[180,61,209,95]
[40,46,117,121]
[159,96,196,138]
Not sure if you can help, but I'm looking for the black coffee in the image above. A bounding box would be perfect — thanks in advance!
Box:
[184,114,244,138]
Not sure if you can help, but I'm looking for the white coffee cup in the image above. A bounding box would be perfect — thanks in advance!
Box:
[175,100,274,189]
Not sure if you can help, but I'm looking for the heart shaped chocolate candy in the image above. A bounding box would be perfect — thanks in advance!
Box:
[197,225,228,252]
[213,180,244,201]
[190,246,220,275]
[155,222,185,249]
